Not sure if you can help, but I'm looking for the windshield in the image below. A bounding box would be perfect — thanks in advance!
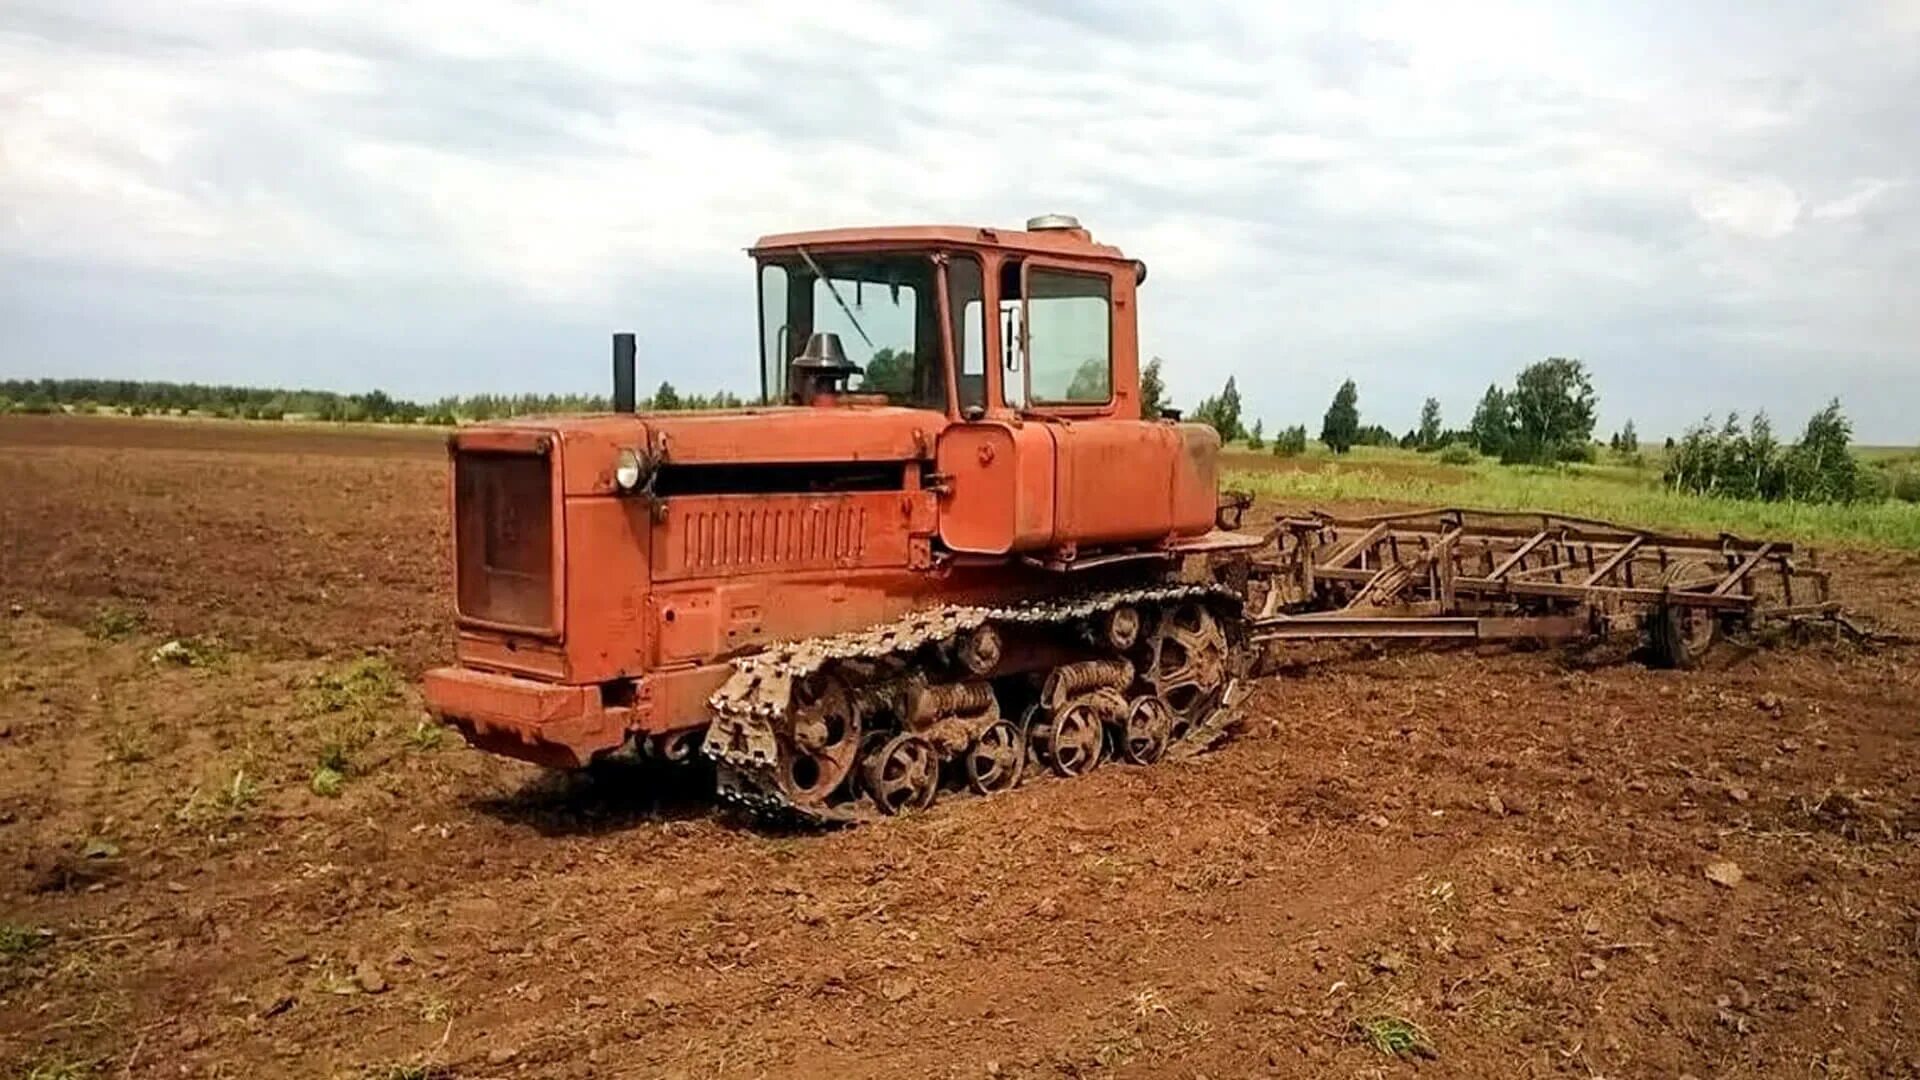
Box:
[757,252,947,410]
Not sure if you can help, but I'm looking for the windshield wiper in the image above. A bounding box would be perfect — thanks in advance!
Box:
[795,246,875,350]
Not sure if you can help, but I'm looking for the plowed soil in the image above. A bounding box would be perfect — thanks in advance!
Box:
[2,414,1917,1079]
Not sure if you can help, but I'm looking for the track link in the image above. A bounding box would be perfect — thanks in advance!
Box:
[703,584,1240,825]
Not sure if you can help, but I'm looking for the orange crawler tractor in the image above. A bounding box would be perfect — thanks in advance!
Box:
[424,216,1840,822]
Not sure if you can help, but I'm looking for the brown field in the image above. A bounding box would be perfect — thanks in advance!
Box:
[2,413,1918,1079]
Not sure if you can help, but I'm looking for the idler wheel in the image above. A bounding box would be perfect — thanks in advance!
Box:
[781,674,862,807]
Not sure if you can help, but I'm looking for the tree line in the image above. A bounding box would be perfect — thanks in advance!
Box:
[0,378,746,424]
[1162,356,1900,507]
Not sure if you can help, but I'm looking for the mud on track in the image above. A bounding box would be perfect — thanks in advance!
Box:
[2,414,1917,1079]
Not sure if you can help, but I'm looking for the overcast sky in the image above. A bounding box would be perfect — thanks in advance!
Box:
[3,1,1917,440]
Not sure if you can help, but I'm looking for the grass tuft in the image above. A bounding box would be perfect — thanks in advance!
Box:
[217,769,258,812]
[310,765,345,798]
[85,604,144,641]
[305,655,402,719]
[359,1066,453,1080]
[404,719,444,753]
[23,1059,93,1080]
[1352,1014,1437,1059]
[0,922,55,963]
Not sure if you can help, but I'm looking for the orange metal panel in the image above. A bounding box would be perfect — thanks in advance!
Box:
[649,491,927,582]
[935,421,1055,554]
[1049,420,1184,547]
[424,667,623,769]
[634,663,734,735]
[455,632,570,680]
[752,224,1132,263]
[1170,422,1220,537]
[559,495,653,682]
[633,409,942,470]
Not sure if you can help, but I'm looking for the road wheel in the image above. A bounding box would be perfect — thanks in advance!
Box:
[862,733,939,815]
[963,719,1025,795]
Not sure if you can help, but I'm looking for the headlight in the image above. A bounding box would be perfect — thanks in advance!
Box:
[615,448,643,491]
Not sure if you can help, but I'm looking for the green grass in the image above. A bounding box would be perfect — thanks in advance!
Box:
[1351,1014,1436,1059]
[22,1059,93,1080]
[85,604,145,642]
[0,922,54,963]
[1226,449,1920,550]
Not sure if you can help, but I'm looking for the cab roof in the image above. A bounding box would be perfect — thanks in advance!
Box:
[751,223,1129,262]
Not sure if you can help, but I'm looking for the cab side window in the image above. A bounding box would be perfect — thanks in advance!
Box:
[948,255,986,413]
[1026,269,1111,405]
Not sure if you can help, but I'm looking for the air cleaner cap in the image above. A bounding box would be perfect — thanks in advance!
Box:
[1025,213,1082,231]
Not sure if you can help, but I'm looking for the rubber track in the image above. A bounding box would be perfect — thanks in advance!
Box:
[703,583,1241,825]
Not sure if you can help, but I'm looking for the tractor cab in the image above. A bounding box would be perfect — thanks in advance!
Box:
[752,215,1148,421]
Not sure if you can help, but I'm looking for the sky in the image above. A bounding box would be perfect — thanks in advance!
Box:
[2,0,1917,441]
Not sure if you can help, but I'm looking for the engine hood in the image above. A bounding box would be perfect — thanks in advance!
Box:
[455,406,946,497]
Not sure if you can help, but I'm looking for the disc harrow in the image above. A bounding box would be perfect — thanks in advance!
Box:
[1222,506,1842,667]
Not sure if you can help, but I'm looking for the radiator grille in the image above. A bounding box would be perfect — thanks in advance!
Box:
[681,504,867,571]
[454,451,556,632]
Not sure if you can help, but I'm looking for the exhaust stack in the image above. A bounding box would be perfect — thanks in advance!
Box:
[612,332,636,413]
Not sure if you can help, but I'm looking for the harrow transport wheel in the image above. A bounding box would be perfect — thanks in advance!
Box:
[964,719,1026,795]
[781,674,862,807]
[1647,603,1718,670]
[863,733,940,815]
[1147,602,1231,739]
[1036,702,1104,778]
[1117,694,1173,765]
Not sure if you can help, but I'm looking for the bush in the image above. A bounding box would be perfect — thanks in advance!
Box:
[1272,424,1309,458]
[1437,442,1475,465]
[1855,466,1893,503]
[1894,468,1920,504]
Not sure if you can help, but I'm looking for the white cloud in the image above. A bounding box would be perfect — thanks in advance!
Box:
[1690,177,1803,240]
[1811,178,1898,220]
[1,0,1917,438]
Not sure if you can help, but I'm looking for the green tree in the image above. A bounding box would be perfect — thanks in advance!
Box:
[1778,399,1860,502]
[650,381,682,411]
[1320,379,1360,454]
[1417,397,1442,451]
[1140,356,1167,418]
[1505,358,1596,464]
[861,347,914,396]
[1065,358,1110,402]
[1246,419,1265,451]
[1191,376,1244,441]
[1469,385,1513,458]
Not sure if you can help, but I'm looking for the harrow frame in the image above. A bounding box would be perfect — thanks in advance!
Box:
[1223,507,1839,666]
